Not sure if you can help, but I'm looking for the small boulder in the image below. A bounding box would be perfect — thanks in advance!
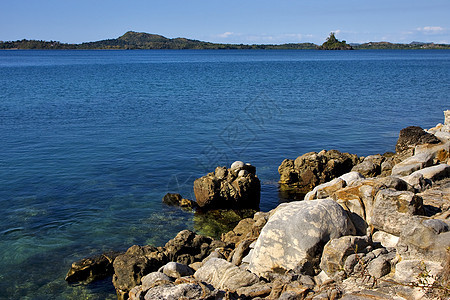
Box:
[372,231,399,248]
[366,256,391,278]
[143,282,214,300]
[194,257,260,293]
[221,212,269,246]
[404,164,450,183]
[160,262,194,278]
[339,171,365,186]
[391,151,435,176]
[394,259,443,284]
[304,178,346,201]
[231,238,255,266]
[320,235,371,277]
[351,155,384,177]
[164,230,224,265]
[397,219,450,262]
[231,161,245,171]
[193,162,260,210]
[162,193,183,206]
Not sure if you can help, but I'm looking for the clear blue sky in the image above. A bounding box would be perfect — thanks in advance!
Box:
[1,0,449,44]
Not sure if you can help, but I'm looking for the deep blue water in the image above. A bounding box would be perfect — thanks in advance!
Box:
[0,49,448,299]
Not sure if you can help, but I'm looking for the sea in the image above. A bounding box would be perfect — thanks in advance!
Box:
[0,49,448,299]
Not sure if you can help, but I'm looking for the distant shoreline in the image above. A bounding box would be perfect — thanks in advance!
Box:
[2,31,450,50]
[2,47,450,51]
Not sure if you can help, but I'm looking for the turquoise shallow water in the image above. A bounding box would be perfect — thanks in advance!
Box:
[0,49,449,298]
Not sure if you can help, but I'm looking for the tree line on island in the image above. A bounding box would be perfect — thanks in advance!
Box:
[1,31,449,50]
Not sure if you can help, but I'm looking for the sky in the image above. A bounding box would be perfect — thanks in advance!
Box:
[1,0,449,44]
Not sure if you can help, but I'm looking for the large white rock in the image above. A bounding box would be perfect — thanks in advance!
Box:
[247,199,356,278]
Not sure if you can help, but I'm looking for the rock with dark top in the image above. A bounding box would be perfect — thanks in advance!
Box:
[193,162,260,210]
[278,149,360,194]
[395,126,440,154]
[65,251,122,283]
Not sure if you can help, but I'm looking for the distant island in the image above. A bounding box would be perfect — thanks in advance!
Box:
[1,31,449,50]
[318,32,353,50]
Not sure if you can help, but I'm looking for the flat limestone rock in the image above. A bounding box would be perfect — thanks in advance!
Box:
[403,164,450,183]
[370,189,423,236]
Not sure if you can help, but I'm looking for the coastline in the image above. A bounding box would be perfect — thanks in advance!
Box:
[66,110,450,299]
[2,49,448,299]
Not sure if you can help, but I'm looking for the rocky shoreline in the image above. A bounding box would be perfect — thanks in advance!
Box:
[66,110,450,299]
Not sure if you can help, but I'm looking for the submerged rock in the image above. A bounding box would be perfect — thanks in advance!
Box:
[193,208,256,240]
[162,193,197,210]
[65,251,121,283]
[193,162,260,210]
